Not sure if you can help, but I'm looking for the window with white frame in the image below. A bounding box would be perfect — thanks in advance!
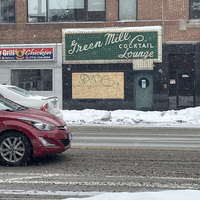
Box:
[28,0,46,22]
[0,0,15,23]
[119,0,137,21]
[11,69,53,91]
[190,0,200,19]
[28,0,106,22]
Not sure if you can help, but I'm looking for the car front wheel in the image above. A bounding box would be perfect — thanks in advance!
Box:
[0,131,32,166]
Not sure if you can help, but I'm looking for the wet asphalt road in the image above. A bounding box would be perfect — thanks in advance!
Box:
[0,126,200,199]
[71,126,200,149]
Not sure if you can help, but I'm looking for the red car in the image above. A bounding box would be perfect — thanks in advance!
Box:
[0,97,72,166]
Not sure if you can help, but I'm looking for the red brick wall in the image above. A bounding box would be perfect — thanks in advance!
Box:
[138,0,163,20]
[163,0,189,20]
[106,0,118,21]
[1,0,200,44]
[15,0,27,24]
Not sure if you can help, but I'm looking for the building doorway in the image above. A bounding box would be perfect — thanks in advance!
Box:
[169,70,195,110]
[134,71,153,111]
[169,54,195,110]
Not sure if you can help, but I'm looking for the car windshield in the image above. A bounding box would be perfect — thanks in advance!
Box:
[0,98,26,111]
[7,86,38,97]
[0,97,19,111]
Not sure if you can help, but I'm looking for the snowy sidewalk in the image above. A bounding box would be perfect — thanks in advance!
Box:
[65,190,200,200]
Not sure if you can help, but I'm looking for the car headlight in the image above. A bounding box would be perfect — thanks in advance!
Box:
[18,118,55,131]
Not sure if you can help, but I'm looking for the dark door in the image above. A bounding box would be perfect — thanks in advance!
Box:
[169,70,195,110]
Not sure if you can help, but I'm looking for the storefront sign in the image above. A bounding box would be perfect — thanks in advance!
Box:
[63,26,162,64]
[0,46,54,61]
[72,72,124,99]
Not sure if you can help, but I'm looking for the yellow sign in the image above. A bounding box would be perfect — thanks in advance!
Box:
[72,72,124,99]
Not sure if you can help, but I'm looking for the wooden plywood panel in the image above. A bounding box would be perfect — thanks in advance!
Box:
[72,72,124,99]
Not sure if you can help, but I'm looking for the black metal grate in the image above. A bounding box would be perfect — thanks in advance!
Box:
[60,139,70,147]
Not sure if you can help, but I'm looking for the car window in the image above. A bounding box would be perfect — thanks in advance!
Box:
[7,86,38,97]
[0,98,19,111]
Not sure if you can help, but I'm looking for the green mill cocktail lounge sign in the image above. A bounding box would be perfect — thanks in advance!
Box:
[62,26,162,70]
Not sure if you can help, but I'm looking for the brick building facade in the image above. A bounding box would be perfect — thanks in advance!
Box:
[0,0,200,111]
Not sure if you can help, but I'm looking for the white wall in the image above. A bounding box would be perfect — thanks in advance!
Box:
[0,43,64,109]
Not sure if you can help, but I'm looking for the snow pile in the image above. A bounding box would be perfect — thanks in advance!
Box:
[66,190,200,200]
[61,107,200,126]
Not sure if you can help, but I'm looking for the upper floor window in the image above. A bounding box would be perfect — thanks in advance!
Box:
[119,0,137,21]
[0,0,15,23]
[28,0,106,22]
[190,0,200,19]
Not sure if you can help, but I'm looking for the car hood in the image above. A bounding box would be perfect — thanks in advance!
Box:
[4,108,66,126]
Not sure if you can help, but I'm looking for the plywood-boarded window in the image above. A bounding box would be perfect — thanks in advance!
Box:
[72,72,124,99]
